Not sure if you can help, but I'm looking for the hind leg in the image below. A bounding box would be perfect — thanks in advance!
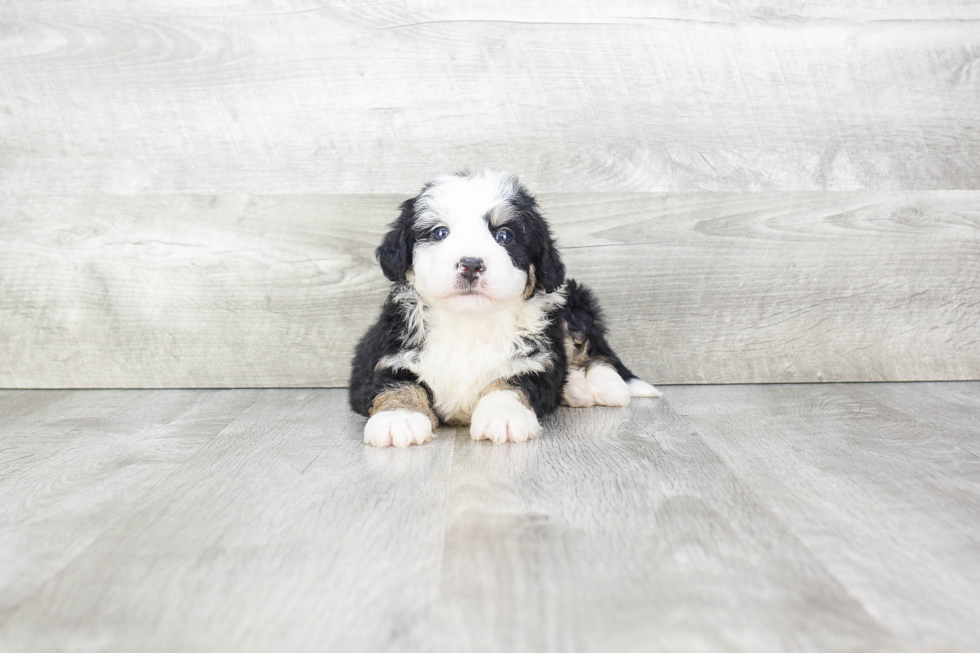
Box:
[562,364,633,407]
[585,364,632,406]
[561,279,661,406]
[562,368,595,407]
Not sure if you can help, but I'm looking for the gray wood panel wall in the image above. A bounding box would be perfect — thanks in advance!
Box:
[2,1,978,387]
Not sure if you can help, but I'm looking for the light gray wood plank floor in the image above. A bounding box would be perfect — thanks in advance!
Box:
[1,383,977,652]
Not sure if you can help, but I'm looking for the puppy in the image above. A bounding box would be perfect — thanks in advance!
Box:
[349,170,660,447]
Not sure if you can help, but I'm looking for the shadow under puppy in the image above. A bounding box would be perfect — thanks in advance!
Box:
[349,170,659,447]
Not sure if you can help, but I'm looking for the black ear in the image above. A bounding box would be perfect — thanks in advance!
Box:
[513,183,566,294]
[538,236,566,293]
[375,198,417,282]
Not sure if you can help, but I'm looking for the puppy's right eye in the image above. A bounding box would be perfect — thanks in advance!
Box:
[432,226,449,241]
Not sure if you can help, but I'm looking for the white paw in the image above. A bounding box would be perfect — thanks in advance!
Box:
[585,365,631,407]
[470,391,542,444]
[562,369,595,407]
[363,409,434,448]
[627,377,661,398]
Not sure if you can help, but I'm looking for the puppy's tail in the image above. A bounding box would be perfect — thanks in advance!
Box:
[626,377,661,398]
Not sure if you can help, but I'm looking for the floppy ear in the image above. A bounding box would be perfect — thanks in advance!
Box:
[375,198,417,282]
[512,182,566,294]
[537,235,566,293]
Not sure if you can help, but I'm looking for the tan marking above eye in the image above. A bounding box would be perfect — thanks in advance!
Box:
[487,202,517,228]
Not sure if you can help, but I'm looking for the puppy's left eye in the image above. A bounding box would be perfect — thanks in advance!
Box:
[495,228,513,245]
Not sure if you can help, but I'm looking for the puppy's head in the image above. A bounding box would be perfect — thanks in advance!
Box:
[376,170,565,313]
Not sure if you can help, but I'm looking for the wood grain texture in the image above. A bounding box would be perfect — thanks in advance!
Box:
[3,384,980,651]
[0,390,70,429]
[1,1,978,194]
[424,398,898,652]
[0,389,256,617]
[0,390,458,652]
[666,382,980,652]
[2,191,977,387]
[835,381,980,457]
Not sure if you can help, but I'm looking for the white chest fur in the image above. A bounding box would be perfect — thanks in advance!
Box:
[416,298,557,424]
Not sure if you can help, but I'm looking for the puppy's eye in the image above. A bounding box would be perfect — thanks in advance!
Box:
[495,228,513,245]
[432,226,449,241]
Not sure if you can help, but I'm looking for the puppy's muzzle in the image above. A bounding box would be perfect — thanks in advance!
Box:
[457,257,486,284]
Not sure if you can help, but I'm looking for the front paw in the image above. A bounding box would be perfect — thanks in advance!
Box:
[363,409,434,448]
[470,391,542,444]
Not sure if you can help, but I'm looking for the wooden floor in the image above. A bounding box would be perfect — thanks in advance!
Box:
[1,383,978,652]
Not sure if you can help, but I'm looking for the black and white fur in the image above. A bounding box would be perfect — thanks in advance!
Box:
[349,170,659,447]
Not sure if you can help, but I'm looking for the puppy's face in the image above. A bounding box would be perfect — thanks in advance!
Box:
[412,174,531,312]
[376,171,565,313]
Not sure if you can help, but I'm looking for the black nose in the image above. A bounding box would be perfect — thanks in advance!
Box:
[458,257,486,282]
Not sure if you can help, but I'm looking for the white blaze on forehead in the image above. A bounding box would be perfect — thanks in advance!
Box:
[415,170,519,229]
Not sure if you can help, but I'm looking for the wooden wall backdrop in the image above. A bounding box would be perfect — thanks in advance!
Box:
[1,0,978,387]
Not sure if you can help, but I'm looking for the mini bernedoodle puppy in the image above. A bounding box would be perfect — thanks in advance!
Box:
[349,170,660,447]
